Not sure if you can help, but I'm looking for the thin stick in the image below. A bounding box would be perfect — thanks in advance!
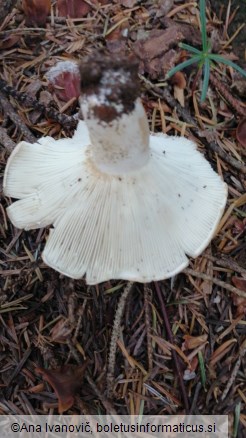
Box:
[189,382,202,414]
[0,80,78,130]
[184,268,246,298]
[144,284,153,372]
[106,281,134,398]
[221,356,241,402]
[210,73,245,117]
[154,281,189,412]
[202,254,246,276]
[0,127,15,152]
[0,91,36,143]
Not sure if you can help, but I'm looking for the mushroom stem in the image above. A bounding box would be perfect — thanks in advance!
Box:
[80,97,150,174]
[79,55,150,174]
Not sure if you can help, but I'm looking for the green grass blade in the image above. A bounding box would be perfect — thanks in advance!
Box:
[209,54,246,78]
[179,42,202,55]
[200,0,208,52]
[201,57,210,102]
[166,55,201,78]
[198,351,206,389]
[232,402,241,438]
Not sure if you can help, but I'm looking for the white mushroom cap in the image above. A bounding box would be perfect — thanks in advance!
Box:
[3,55,227,284]
[46,60,79,83]
[45,60,81,102]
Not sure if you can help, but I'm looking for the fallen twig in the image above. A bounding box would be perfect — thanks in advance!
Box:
[221,339,246,401]
[0,126,15,152]
[107,281,134,398]
[210,73,246,117]
[144,284,153,373]
[0,91,36,143]
[184,268,246,298]
[203,254,246,276]
[0,80,78,130]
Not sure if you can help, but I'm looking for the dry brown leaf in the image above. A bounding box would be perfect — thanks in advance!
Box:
[133,21,200,79]
[171,71,186,89]
[174,85,185,107]
[183,356,198,380]
[231,277,246,315]
[133,20,200,62]
[22,0,51,26]
[36,362,88,413]
[50,318,73,342]
[209,339,237,366]
[232,276,246,292]
[190,356,199,372]
[133,28,184,62]
[28,383,45,393]
[236,118,246,148]
[231,293,246,316]
[184,355,199,380]
[0,34,21,49]
[183,334,208,350]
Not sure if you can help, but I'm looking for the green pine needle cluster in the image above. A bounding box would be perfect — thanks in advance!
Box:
[166,0,246,102]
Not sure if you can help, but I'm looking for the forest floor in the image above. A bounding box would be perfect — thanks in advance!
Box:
[0,1,245,437]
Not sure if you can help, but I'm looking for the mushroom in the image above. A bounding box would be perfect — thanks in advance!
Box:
[46,60,80,102]
[3,54,227,284]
